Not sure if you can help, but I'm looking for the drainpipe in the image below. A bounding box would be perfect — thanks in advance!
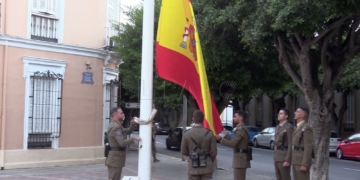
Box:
[0,41,8,170]
[0,0,8,170]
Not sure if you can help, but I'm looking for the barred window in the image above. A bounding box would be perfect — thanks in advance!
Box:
[28,71,63,149]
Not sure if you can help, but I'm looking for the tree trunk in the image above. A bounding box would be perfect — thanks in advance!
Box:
[305,90,333,180]
[330,103,338,134]
[270,94,287,126]
[216,97,230,115]
[242,98,251,111]
[337,90,350,137]
[270,99,277,126]
[231,99,241,111]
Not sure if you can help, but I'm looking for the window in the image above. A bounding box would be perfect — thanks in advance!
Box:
[344,91,355,132]
[106,0,119,47]
[247,127,259,132]
[348,134,360,141]
[32,0,56,15]
[262,128,269,133]
[268,128,275,134]
[23,57,67,149]
[28,71,63,148]
[30,0,60,43]
[103,83,111,136]
[102,68,119,145]
[330,132,339,138]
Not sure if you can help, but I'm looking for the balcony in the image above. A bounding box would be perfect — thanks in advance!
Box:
[31,15,58,43]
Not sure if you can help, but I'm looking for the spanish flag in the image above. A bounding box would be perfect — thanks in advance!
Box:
[156,0,223,134]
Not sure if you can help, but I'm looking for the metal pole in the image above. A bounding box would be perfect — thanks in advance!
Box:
[182,95,187,161]
[225,106,227,125]
[137,0,155,179]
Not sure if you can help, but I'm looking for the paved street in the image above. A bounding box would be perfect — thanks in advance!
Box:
[0,132,359,180]
[154,133,360,180]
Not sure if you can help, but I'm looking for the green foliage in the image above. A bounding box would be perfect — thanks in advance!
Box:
[112,0,182,109]
[335,56,360,92]
[193,0,294,101]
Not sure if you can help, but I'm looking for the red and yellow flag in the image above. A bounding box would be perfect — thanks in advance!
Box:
[155,0,223,134]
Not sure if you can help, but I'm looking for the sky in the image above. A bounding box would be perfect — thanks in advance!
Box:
[120,0,142,23]
[121,0,142,8]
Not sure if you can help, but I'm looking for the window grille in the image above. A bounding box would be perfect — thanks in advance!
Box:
[28,70,63,148]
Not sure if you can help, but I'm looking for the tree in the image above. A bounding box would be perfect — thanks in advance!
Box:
[240,0,360,179]
[192,0,294,115]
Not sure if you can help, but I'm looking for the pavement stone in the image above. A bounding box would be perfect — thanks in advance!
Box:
[0,147,274,180]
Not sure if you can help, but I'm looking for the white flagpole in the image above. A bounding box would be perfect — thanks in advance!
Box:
[137,0,155,179]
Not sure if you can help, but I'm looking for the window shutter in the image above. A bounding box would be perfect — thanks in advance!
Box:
[39,0,47,12]
[32,0,38,11]
[47,0,56,14]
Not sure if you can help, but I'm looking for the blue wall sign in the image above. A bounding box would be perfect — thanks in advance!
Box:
[81,72,94,84]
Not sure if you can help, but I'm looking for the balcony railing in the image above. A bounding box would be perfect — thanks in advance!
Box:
[31,15,58,43]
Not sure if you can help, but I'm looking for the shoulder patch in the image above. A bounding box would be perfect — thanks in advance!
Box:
[117,130,122,135]
[301,127,306,131]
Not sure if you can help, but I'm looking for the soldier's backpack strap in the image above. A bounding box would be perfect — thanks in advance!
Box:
[298,126,306,145]
[297,125,315,158]
[186,130,210,151]
[241,127,251,142]
[104,126,113,159]
[241,127,253,161]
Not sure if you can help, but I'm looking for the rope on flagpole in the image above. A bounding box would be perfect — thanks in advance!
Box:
[133,108,157,125]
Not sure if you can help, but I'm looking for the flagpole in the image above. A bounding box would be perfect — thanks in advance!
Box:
[138,0,155,179]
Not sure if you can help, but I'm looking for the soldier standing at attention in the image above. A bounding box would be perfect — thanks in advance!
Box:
[274,108,294,180]
[292,107,314,180]
[152,121,160,162]
[215,110,251,180]
[181,110,217,180]
[105,107,141,180]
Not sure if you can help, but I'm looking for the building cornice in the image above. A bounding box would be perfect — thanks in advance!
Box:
[0,35,120,64]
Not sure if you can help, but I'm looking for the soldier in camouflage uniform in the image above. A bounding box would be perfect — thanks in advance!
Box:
[274,108,294,180]
[152,121,160,162]
[291,107,314,180]
[105,107,141,180]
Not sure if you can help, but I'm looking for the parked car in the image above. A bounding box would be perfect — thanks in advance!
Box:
[155,122,171,135]
[165,126,192,150]
[246,126,259,144]
[228,126,259,144]
[329,131,342,153]
[336,132,360,159]
[253,127,276,149]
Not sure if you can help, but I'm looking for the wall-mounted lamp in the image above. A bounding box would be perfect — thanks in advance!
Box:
[85,61,92,69]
